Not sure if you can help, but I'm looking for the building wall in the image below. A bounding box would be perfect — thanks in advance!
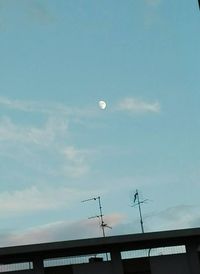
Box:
[45,265,73,274]
[72,261,112,274]
[123,257,151,274]
[150,254,190,274]
[0,251,198,274]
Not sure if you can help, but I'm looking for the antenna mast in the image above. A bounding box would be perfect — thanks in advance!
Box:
[132,189,148,233]
[82,196,111,237]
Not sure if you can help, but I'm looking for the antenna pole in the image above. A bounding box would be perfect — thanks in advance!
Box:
[82,196,111,261]
[133,189,145,233]
[82,196,110,237]
[97,196,106,237]
[137,190,144,233]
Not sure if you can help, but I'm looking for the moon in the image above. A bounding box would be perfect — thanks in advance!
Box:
[98,100,107,110]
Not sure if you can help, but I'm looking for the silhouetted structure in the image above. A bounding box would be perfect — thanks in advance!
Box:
[82,196,111,237]
[131,189,148,233]
[0,228,200,273]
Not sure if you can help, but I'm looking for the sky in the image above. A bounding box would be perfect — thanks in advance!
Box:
[0,0,200,247]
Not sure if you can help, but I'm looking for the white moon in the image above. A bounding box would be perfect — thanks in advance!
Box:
[98,100,106,110]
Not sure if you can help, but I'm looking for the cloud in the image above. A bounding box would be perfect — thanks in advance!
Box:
[28,1,55,24]
[0,96,96,118]
[0,185,91,216]
[117,97,160,114]
[143,0,162,28]
[0,116,95,204]
[0,97,97,180]
[0,1,55,31]
[0,96,161,118]
[145,0,161,7]
[63,146,89,162]
[0,97,31,111]
[0,96,68,115]
[0,213,125,246]
[145,204,200,232]
[0,116,68,145]
[0,96,162,190]
[61,146,91,178]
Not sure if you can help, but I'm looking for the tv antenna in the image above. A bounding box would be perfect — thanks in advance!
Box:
[82,196,112,237]
[131,189,148,233]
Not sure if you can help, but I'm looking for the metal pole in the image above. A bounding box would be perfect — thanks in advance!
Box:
[97,196,106,237]
[133,189,145,233]
[95,196,108,260]
[136,190,144,233]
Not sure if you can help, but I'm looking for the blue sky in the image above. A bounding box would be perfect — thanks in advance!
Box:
[0,0,200,246]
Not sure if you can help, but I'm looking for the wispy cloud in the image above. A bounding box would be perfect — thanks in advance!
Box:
[145,204,200,232]
[0,96,161,186]
[0,116,68,145]
[0,96,44,112]
[62,146,92,178]
[1,203,199,247]
[28,1,55,24]
[0,113,93,180]
[143,0,162,28]
[145,0,161,7]
[0,96,161,117]
[117,97,160,114]
[0,0,55,31]
[0,185,91,216]
[92,204,200,236]
[0,213,125,246]
[0,96,97,119]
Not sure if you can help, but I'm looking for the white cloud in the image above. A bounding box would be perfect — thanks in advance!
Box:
[0,96,69,115]
[0,116,68,145]
[0,96,161,118]
[0,98,95,179]
[0,96,37,112]
[0,96,96,118]
[145,0,161,7]
[0,1,55,32]
[145,204,200,232]
[117,97,160,114]
[27,1,55,24]
[61,146,91,178]
[63,146,86,162]
[0,213,125,246]
[143,0,162,28]
[0,95,162,187]
[0,185,91,216]
[1,203,199,247]
[62,164,90,178]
